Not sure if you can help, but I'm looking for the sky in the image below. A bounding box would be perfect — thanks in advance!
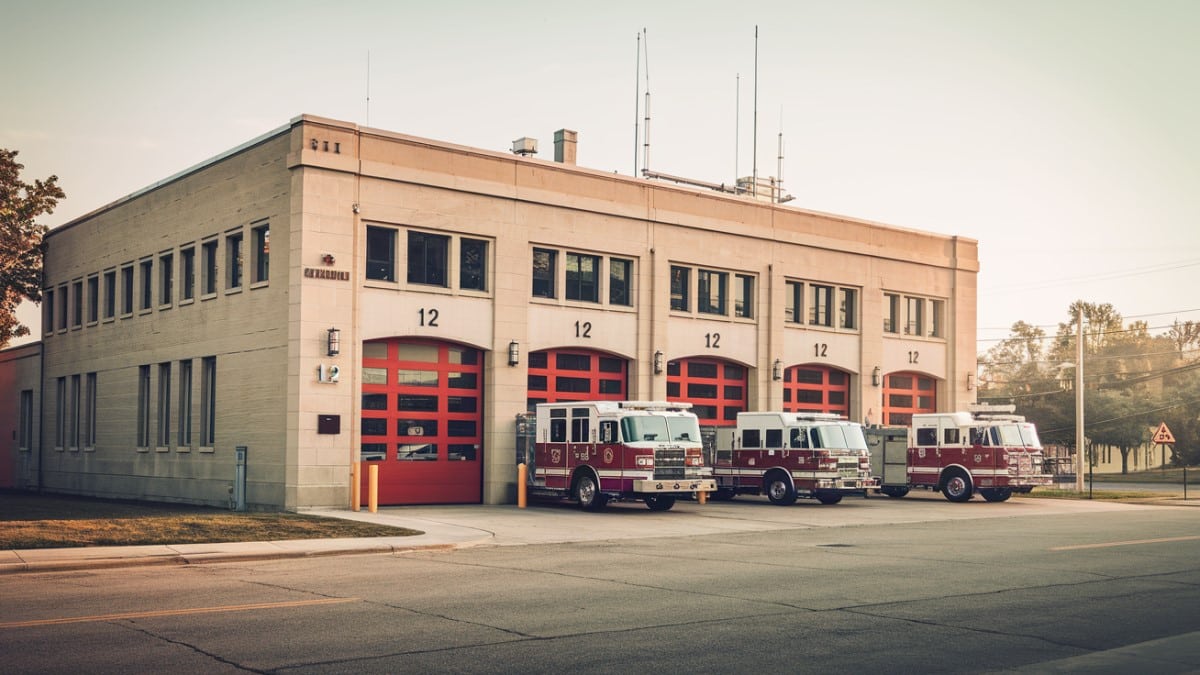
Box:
[3,0,1198,348]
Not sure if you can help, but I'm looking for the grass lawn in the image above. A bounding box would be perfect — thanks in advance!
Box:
[0,489,421,550]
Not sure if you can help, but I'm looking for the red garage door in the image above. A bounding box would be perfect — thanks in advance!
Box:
[783,365,851,417]
[526,348,628,410]
[882,371,937,426]
[360,339,483,505]
[666,357,747,427]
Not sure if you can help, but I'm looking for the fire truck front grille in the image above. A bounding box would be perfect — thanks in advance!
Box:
[653,447,686,480]
[837,457,861,478]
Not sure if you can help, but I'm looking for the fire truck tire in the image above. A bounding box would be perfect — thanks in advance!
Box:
[981,488,1013,502]
[711,488,737,501]
[941,469,974,502]
[815,493,843,505]
[765,471,798,506]
[644,495,676,511]
[574,474,606,511]
[881,486,909,498]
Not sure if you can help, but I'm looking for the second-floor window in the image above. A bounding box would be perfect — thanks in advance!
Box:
[565,252,600,302]
[366,226,396,281]
[407,231,449,287]
[139,260,153,310]
[670,266,690,311]
[610,258,632,306]
[532,248,557,298]
[202,240,218,295]
[698,269,727,315]
[180,247,195,300]
[252,224,269,283]
[226,232,244,289]
[460,238,488,291]
[159,252,173,305]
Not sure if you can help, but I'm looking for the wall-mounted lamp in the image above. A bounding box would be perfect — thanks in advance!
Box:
[508,340,520,367]
[872,366,881,387]
[326,327,341,357]
[772,359,783,381]
[310,138,318,150]
[653,350,664,375]
[967,373,976,390]
[352,203,360,214]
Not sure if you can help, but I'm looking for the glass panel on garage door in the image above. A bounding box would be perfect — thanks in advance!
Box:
[525,348,628,410]
[882,371,937,427]
[666,357,747,426]
[360,338,483,505]
[783,365,850,417]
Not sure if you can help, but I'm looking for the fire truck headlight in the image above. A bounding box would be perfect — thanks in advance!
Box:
[636,456,654,468]
[685,456,703,466]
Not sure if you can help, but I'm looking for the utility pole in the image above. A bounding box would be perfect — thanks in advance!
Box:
[1075,306,1085,493]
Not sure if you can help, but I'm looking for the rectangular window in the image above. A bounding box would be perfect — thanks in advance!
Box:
[86,276,99,323]
[69,374,80,448]
[930,299,945,338]
[407,231,449,286]
[19,389,34,450]
[365,226,396,281]
[609,258,632,306]
[42,288,53,334]
[459,237,488,291]
[226,231,244,289]
[252,224,269,283]
[786,281,802,323]
[735,274,753,318]
[905,296,924,336]
[139,259,153,310]
[121,265,134,314]
[178,360,193,447]
[565,252,600,302]
[159,252,173,305]
[532,248,557,298]
[57,285,67,330]
[55,377,66,448]
[883,293,900,334]
[103,270,116,319]
[202,240,218,295]
[670,266,690,312]
[157,362,171,446]
[809,284,832,327]
[698,269,727,315]
[201,356,216,446]
[72,281,83,327]
[180,247,195,300]
[137,365,151,447]
[84,373,96,447]
[839,288,857,329]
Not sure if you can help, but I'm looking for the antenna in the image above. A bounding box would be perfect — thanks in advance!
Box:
[634,32,641,176]
[735,73,740,192]
[752,26,759,198]
[777,107,783,203]
[642,28,651,176]
[365,50,371,127]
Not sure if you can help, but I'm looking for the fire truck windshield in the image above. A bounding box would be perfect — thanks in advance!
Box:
[812,424,868,451]
[997,424,1024,447]
[1018,423,1042,449]
[621,415,701,443]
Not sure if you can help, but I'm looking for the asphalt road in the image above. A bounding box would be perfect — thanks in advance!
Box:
[2,496,1198,673]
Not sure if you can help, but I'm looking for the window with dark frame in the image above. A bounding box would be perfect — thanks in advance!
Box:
[459,237,488,291]
[809,284,832,327]
[609,258,632,306]
[43,288,54,334]
[180,248,194,301]
[178,360,192,447]
[201,240,218,295]
[200,356,216,446]
[252,224,269,283]
[565,252,600,302]
[670,265,690,311]
[86,276,98,323]
[698,269,727,315]
[532,248,556,298]
[121,266,134,314]
[157,362,171,446]
[139,259,153,310]
[159,252,173,305]
[839,288,856,329]
[226,232,243,289]
[103,271,116,319]
[57,285,67,329]
[883,292,900,333]
[407,231,449,287]
[71,280,82,327]
[137,365,150,447]
[735,273,753,318]
[365,226,396,281]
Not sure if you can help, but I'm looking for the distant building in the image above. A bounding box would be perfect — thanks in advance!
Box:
[2,114,979,509]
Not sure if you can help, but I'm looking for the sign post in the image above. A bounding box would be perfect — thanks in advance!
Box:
[1152,422,1175,472]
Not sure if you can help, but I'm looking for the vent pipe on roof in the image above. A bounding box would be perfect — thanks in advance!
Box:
[554,129,577,164]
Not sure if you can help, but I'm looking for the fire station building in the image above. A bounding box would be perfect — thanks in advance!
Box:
[2,114,978,510]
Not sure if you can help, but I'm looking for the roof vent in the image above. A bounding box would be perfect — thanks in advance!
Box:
[511,137,538,156]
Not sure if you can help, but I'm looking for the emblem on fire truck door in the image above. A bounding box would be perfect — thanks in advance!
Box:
[604,448,614,463]
[551,448,561,464]
[918,448,926,459]
[975,454,983,463]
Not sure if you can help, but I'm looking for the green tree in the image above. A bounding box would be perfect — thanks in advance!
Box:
[0,148,63,348]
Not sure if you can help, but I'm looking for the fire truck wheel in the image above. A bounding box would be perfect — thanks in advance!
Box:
[881,486,909,498]
[981,488,1013,502]
[765,471,797,506]
[574,474,606,511]
[644,495,676,511]
[941,469,974,502]
[815,493,843,505]
[711,488,736,501]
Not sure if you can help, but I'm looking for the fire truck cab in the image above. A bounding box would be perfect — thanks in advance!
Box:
[710,412,877,505]
[865,404,1053,502]
[517,401,716,511]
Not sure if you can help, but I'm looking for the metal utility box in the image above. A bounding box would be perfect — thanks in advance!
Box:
[865,427,908,489]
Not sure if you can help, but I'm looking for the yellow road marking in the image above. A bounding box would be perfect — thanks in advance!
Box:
[0,597,357,629]
[1050,535,1200,551]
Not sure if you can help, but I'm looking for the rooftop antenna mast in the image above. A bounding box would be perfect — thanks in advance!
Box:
[365,50,371,127]
[735,73,740,192]
[633,31,641,176]
[776,108,784,203]
[752,26,759,198]
[642,28,651,176]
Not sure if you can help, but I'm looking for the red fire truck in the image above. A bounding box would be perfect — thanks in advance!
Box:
[516,401,716,511]
[708,412,877,505]
[865,404,1052,502]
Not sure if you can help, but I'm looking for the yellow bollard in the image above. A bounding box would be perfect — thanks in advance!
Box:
[517,463,527,508]
[698,488,707,505]
[351,461,361,512]
[368,464,379,513]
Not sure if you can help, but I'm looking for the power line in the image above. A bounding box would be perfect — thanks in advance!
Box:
[981,258,1200,296]
[978,307,1200,335]
[1038,396,1200,435]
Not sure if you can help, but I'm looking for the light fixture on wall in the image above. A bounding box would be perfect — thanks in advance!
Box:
[508,340,520,367]
[872,366,881,387]
[653,350,664,375]
[967,373,976,390]
[326,327,341,356]
[772,359,782,381]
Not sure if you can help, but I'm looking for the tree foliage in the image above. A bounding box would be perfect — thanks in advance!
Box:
[0,148,64,348]
[980,300,1200,472]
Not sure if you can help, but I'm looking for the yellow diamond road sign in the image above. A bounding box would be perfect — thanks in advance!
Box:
[1152,422,1175,445]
